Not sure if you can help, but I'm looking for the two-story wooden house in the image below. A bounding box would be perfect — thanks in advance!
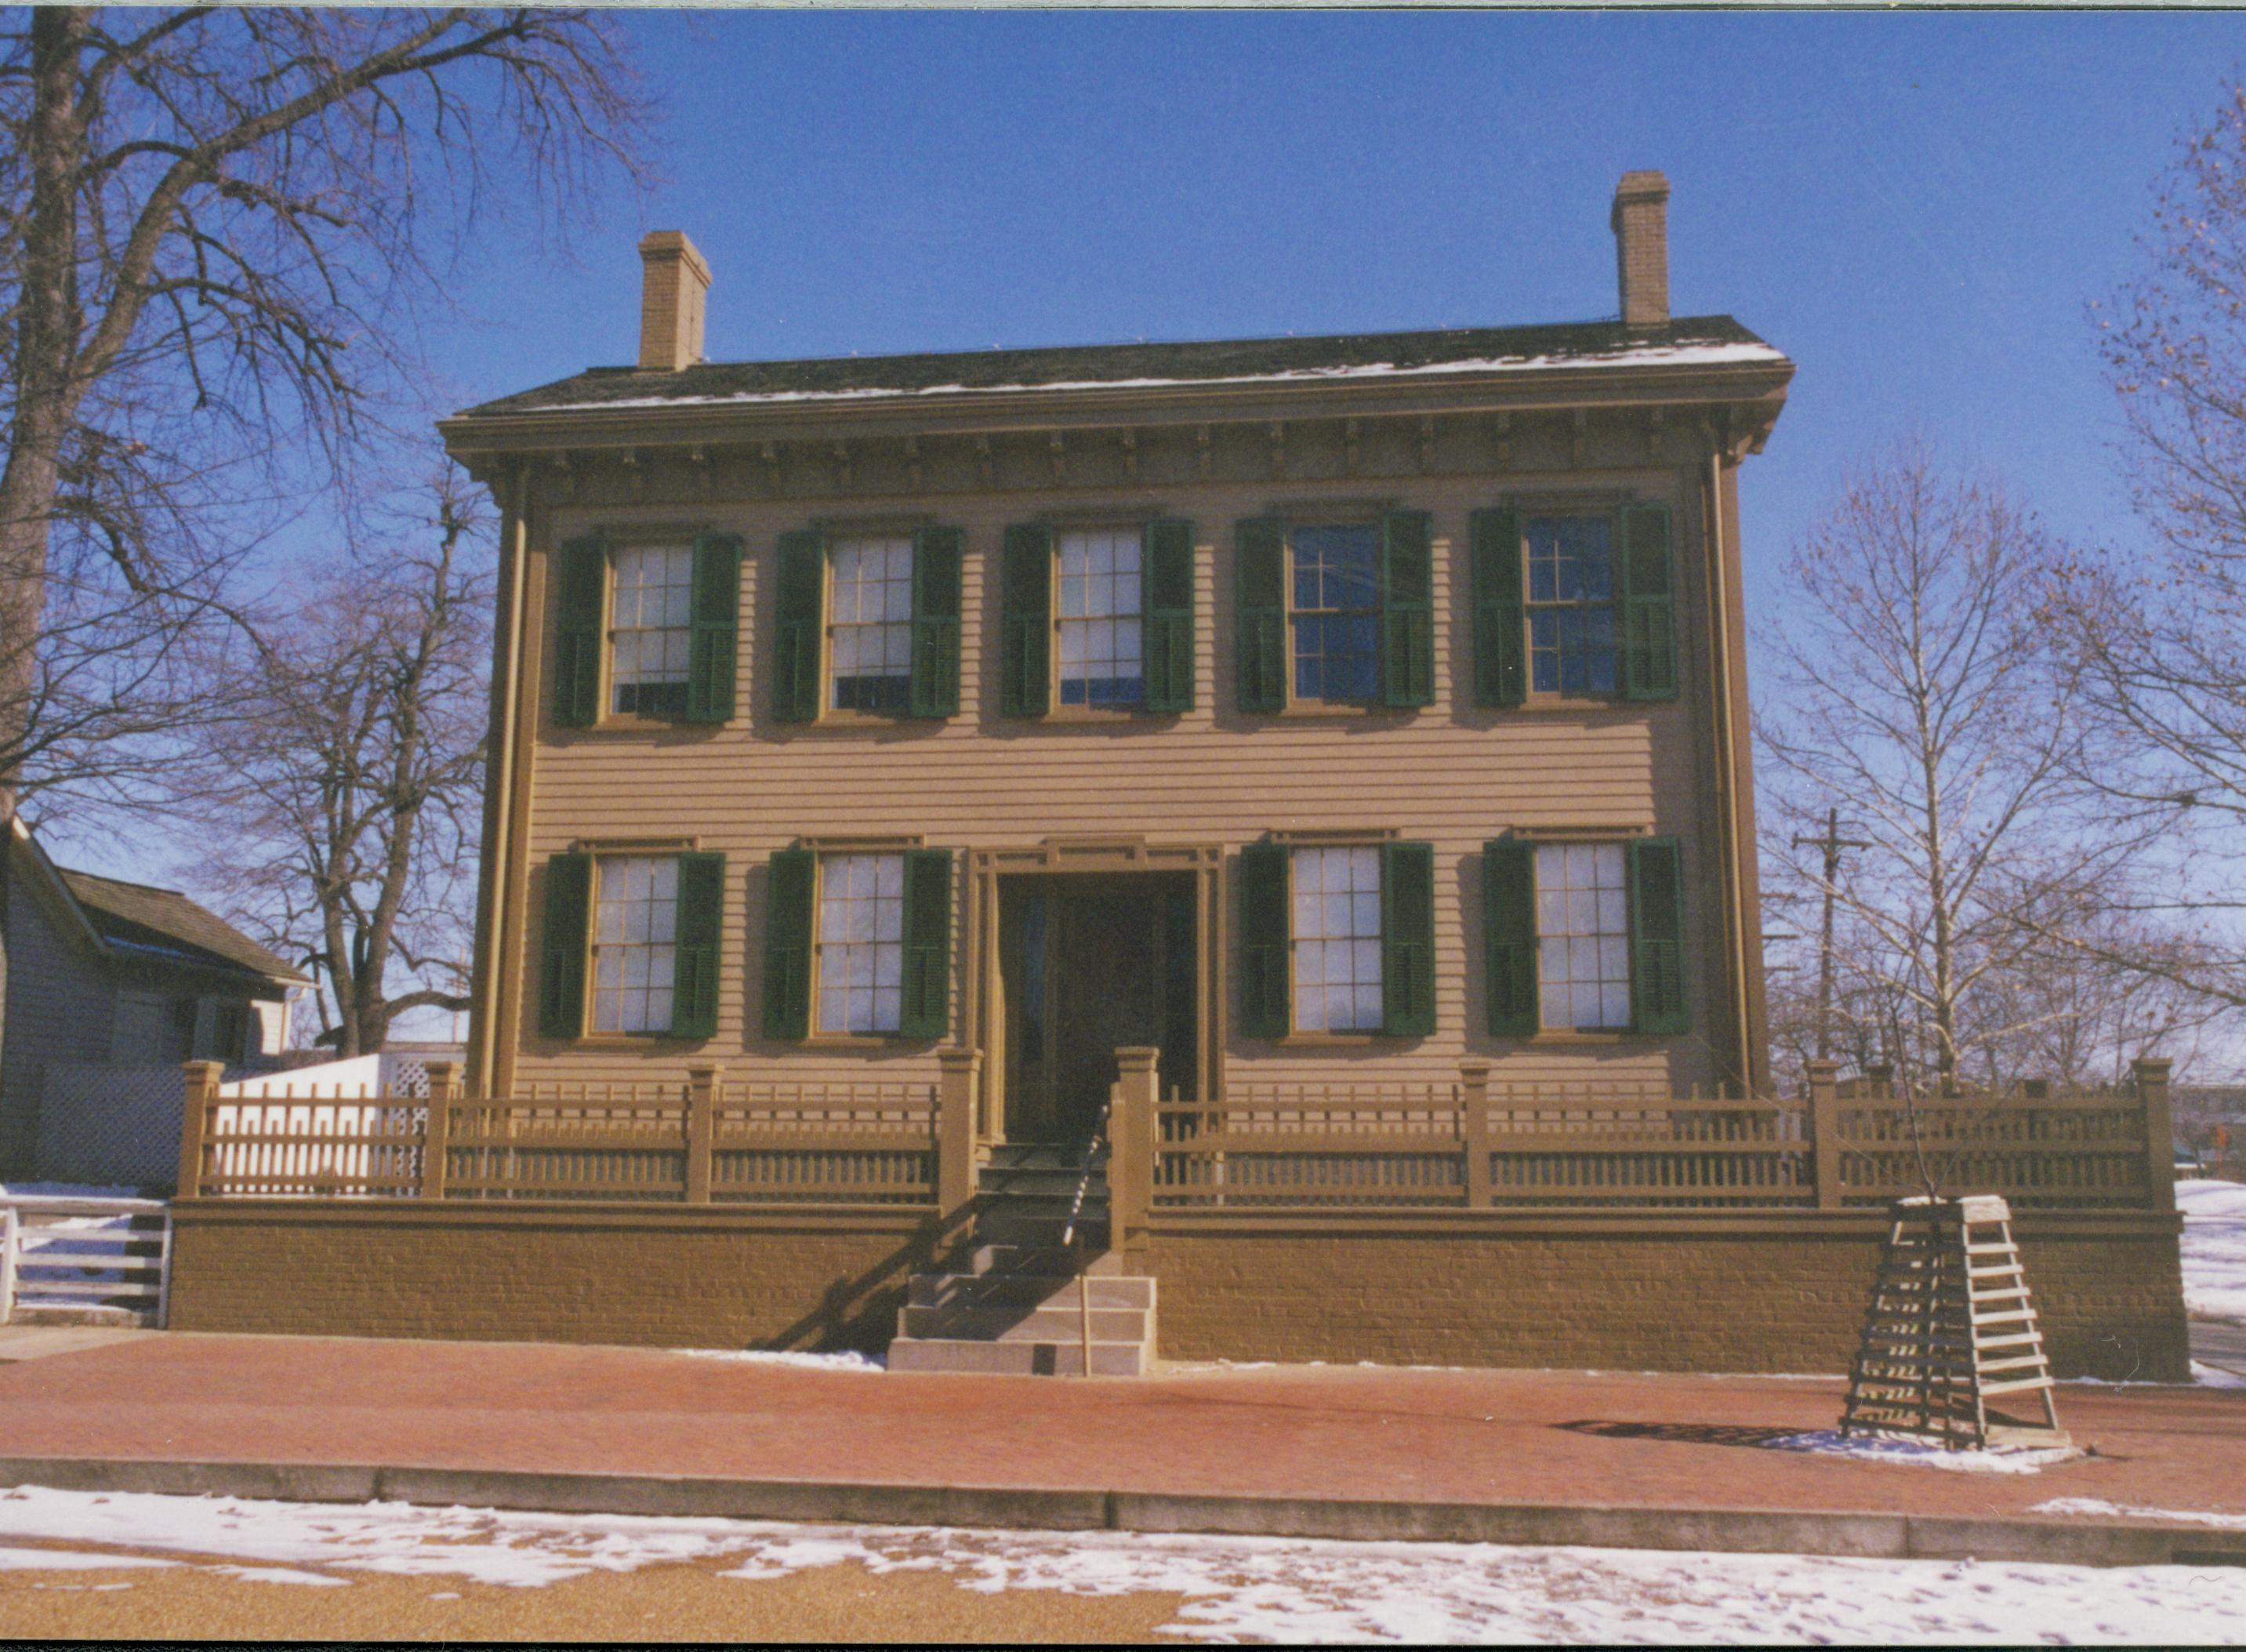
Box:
[442,173,1787,1137]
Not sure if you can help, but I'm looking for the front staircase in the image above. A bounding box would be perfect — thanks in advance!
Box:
[887,1142,1158,1375]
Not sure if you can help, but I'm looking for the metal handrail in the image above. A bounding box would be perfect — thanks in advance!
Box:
[1058,1094,1112,1251]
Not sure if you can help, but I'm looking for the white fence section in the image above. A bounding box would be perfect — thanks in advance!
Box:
[205,1051,448,1197]
[0,1195,172,1326]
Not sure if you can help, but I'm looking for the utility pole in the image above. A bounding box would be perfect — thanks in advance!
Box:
[1794,806,1870,1061]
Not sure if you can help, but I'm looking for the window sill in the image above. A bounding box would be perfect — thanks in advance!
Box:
[1524,1029,1635,1044]
[568,714,719,735]
[1261,702,1420,721]
[1274,1031,1392,1047]
[564,1033,704,1047]
[801,709,945,730]
[1511,695,1635,714]
[798,1033,927,1050]
[1043,705,1171,724]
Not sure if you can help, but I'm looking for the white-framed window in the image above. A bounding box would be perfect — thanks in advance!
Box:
[1535,842,1631,1031]
[1291,844,1384,1033]
[1058,528,1144,708]
[1526,515,1619,696]
[1290,523,1382,703]
[608,545,695,718]
[828,536,916,713]
[817,851,905,1034]
[592,855,678,1033]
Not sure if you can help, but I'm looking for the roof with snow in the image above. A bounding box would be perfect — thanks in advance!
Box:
[458,314,1787,419]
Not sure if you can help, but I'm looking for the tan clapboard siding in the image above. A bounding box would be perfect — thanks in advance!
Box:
[506,467,1729,1095]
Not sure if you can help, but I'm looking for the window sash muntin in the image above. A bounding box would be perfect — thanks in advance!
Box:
[1287,524,1381,705]
[1056,527,1145,708]
[1526,514,1619,696]
[815,851,905,1034]
[1533,841,1631,1032]
[591,854,680,1034]
[608,545,696,718]
[1290,844,1384,1033]
[828,537,916,713]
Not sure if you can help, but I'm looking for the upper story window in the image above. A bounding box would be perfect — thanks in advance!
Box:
[828,536,917,713]
[772,527,960,724]
[1235,512,1431,714]
[1533,842,1630,1032]
[592,854,678,1033]
[817,851,906,1035]
[552,533,740,730]
[608,545,696,719]
[1290,525,1381,705]
[1526,517,1618,697]
[1058,528,1145,709]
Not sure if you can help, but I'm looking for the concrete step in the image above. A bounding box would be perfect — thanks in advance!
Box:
[909,1272,1154,1310]
[897,1303,1152,1342]
[978,1170,1101,1198]
[983,1145,1090,1171]
[886,1337,1148,1377]
[958,1244,1122,1278]
[975,1217,1108,1251]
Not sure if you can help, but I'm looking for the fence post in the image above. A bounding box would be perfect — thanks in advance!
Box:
[1458,1061,1493,1209]
[420,1059,460,1200]
[1806,1058,1842,1211]
[2134,1056,2176,1213]
[1111,1047,1159,1268]
[0,1204,16,1326]
[1866,1062,1894,1101]
[177,1061,223,1200]
[685,1063,722,1204]
[937,1049,981,1216]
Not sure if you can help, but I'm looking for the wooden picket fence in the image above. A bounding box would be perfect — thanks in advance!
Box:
[175,1054,2178,1217]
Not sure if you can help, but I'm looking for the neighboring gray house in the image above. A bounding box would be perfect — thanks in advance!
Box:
[2,816,306,1181]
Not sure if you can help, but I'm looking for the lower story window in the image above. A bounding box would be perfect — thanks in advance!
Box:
[1535,842,1630,1031]
[818,851,904,1033]
[1292,844,1384,1033]
[593,855,677,1033]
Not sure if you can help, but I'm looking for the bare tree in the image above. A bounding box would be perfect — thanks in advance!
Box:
[2037,79,2246,1014]
[1757,438,2131,1093]
[180,469,489,1055]
[0,6,644,1126]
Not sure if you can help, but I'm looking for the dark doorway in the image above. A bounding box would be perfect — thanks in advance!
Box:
[999,873,1197,1144]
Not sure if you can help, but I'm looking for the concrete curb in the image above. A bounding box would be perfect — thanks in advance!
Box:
[2,1455,2242,1570]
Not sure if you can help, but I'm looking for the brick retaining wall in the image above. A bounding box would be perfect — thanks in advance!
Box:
[169,1204,2190,1381]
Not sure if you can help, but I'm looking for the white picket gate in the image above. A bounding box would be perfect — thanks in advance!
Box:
[0,1196,172,1327]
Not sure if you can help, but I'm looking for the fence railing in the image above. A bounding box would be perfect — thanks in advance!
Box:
[176,1052,2175,1223]
[180,1055,981,1209]
[1,1196,172,1326]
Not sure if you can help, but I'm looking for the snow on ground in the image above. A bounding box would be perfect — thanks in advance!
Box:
[671,1349,884,1372]
[2032,1498,2246,1530]
[1764,1432,2077,1473]
[2179,1179,2246,1325]
[3,1485,2246,1642]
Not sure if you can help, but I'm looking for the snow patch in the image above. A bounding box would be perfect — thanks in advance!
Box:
[0,1546,176,1571]
[2034,1497,2246,1530]
[2179,1179,2246,1325]
[670,1348,884,1372]
[1765,1431,2078,1473]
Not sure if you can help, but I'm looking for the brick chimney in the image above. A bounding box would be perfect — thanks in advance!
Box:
[637,230,711,372]
[1610,172,1671,329]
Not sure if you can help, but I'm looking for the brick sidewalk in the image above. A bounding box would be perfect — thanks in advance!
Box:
[0,1332,2241,1527]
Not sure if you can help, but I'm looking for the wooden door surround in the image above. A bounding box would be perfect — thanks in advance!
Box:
[967,838,1224,1146]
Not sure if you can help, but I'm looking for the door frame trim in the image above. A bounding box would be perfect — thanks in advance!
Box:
[967,838,1225,1144]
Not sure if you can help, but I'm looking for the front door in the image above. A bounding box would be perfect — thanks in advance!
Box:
[1001,874,1192,1144]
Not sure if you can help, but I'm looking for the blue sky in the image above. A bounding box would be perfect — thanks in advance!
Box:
[49,10,2246,951]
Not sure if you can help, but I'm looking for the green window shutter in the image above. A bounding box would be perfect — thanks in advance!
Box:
[1235,518,1286,713]
[1629,836,1690,1035]
[671,851,725,1038]
[1482,839,1539,1037]
[761,847,816,1040]
[1143,517,1196,713]
[1470,508,1526,708]
[771,531,825,724]
[1620,503,1679,702]
[537,852,592,1039]
[1380,841,1436,1037]
[685,535,742,724]
[1000,523,1052,717]
[1379,511,1435,709]
[1237,841,1290,1038]
[553,537,607,728]
[909,527,963,718]
[898,848,953,1040]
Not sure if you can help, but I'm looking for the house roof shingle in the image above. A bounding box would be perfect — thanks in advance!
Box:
[56,870,306,985]
[458,314,1787,420]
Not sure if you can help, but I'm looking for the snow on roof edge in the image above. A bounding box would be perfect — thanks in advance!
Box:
[503,341,1792,416]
